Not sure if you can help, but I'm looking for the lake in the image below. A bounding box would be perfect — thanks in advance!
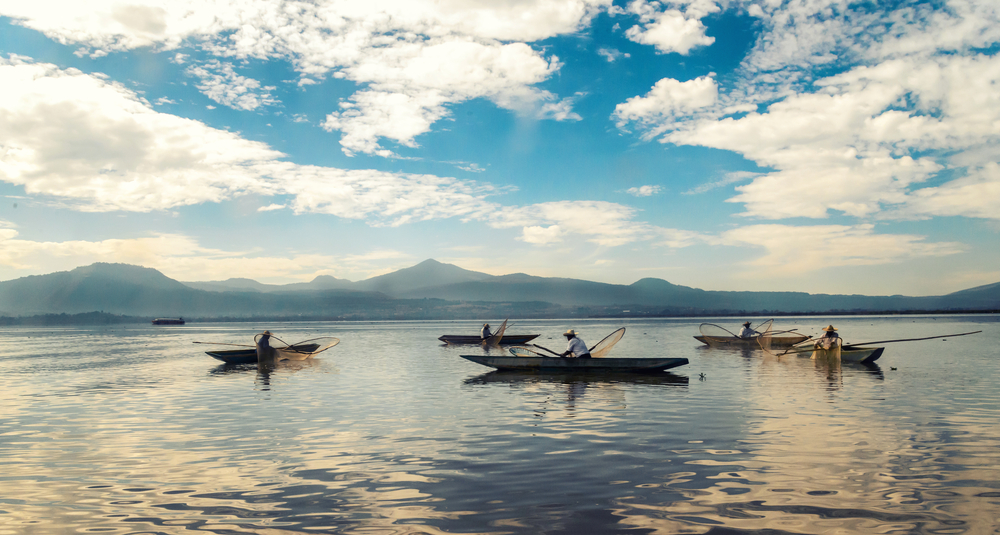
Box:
[1,315,998,534]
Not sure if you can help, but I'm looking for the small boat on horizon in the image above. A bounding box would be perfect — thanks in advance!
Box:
[152,317,185,325]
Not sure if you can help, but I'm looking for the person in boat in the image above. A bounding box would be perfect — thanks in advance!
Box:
[559,329,591,359]
[258,330,272,349]
[815,325,841,350]
[481,323,492,339]
[737,321,759,339]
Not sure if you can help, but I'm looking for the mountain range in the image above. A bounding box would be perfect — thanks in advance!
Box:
[0,260,997,321]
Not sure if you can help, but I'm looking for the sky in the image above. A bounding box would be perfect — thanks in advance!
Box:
[0,0,998,296]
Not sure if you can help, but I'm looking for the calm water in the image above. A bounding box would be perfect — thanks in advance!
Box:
[1,316,998,534]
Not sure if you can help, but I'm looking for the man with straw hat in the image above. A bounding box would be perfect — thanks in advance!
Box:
[480,323,492,340]
[738,321,759,339]
[815,325,841,350]
[559,329,592,359]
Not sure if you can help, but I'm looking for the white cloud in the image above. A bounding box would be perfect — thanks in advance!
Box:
[0,59,281,212]
[626,185,662,196]
[0,229,413,283]
[0,0,613,157]
[613,75,717,136]
[684,171,758,195]
[597,47,628,62]
[716,224,965,277]
[614,0,1000,223]
[186,60,278,111]
[520,225,565,244]
[624,0,718,55]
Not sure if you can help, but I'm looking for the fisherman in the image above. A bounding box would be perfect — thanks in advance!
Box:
[737,321,759,339]
[481,323,492,339]
[258,330,272,349]
[815,325,841,350]
[559,329,591,359]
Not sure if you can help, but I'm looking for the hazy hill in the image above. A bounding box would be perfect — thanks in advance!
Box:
[0,260,997,320]
[184,275,353,293]
[352,259,493,294]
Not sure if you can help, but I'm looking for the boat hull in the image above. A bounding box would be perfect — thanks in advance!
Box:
[440,334,540,345]
[209,343,320,364]
[460,355,688,372]
[812,346,884,364]
[694,334,808,348]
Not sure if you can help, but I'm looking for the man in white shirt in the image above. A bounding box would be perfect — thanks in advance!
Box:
[481,323,492,339]
[815,325,841,350]
[738,321,759,339]
[559,329,591,358]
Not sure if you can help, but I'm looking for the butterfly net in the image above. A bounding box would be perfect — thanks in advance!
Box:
[758,320,774,353]
[589,327,625,358]
[483,319,508,346]
[255,334,340,356]
[510,345,545,357]
[699,323,737,338]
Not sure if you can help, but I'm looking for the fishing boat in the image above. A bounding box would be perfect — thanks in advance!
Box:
[695,320,806,348]
[207,343,320,364]
[814,346,884,364]
[255,333,340,363]
[439,334,540,345]
[152,317,185,325]
[459,355,689,372]
[694,333,808,348]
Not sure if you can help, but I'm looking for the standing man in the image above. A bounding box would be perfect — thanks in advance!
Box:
[559,329,592,359]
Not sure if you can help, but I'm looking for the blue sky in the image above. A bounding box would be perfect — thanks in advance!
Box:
[0,0,997,296]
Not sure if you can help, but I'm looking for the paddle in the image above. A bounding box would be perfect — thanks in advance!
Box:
[529,343,563,357]
[841,330,981,350]
[193,341,255,348]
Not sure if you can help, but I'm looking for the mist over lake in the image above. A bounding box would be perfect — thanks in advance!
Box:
[2,315,998,534]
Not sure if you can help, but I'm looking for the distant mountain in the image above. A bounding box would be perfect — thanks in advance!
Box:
[352,259,493,294]
[184,274,352,293]
[1,261,997,320]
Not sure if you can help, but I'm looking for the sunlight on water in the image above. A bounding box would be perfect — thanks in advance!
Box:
[0,316,998,534]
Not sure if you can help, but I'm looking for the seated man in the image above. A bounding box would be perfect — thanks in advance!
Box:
[815,325,841,350]
[481,323,492,339]
[559,329,591,359]
[737,321,759,339]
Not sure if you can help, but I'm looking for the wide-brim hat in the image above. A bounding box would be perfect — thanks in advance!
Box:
[822,325,837,331]
[563,329,577,336]
[262,330,272,335]
[743,322,751,326]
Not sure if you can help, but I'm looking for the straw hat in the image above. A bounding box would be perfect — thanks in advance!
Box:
[262,330,272,336]
[821,325,837,331]
[563,329,578,337]
[743,321,751,326]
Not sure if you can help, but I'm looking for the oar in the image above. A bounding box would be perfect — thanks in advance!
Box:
[530,343,563,357]
[193,341,255,348]
[842,331,981,350]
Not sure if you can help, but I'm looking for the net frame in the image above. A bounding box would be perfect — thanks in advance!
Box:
[509,345,547,357]
[589,327,625,358]
[255,334,340,356]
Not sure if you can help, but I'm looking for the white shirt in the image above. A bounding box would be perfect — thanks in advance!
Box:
[738,326,759,339]
[815,331,841,349]
[566,337,589,357]
[481,325,491,338]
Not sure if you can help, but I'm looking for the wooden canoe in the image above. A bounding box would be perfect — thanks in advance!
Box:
[439,334,540,345]
[207,343,320,364]
[460,355,688,372]
[694,334,808,348]
[783,345,885,364]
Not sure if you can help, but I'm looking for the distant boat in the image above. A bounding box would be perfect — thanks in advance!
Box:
[439,334,539,345]
[781,345,885,364]
[152,317,185,325]
[460,355,688,372]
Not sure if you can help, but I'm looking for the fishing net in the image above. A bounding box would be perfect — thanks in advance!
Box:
[753,319,773,335]
[589,327,625,358]
[255,334,340,356]
[483,319,508,346]
[699,323,737,338]
[758,320,774,353]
